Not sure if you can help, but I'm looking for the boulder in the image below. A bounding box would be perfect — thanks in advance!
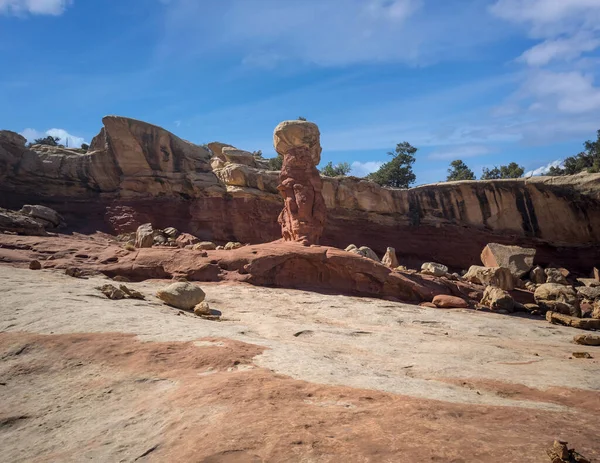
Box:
[224,241,242,250]
[119,285,145,300]
[20,205,64,228]
[463,265,514,290]
[221,147,257,167]
[481,286,515,312]
[593,301,600,319]
[156,282,206,310]
[594,267,600,282]
[534,283,580,316]
[545,268,569,285]
[574,334,600,346]
[358,246,380,262]
[381,247,398,268]
[0,208,47,235]
[529,266,546,284]
[194,301,211,316]
[546,311,600,330]
[580,300,594,318]
[195,241,217,251]
[176,233,200,247]
[134,223,154,248]
[163,227,179,238]
[541,301,581,317]
[576,286,600,301]
[29,260,42,270]
[480,243,535,278]
[153,234,167,245]
[345,244,357,252]
[432,295,469,308]
[421,262,448,277]
[577,278,600,288]
[98,284,125,300]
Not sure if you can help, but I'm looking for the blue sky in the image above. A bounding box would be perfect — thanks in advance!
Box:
[2,0,600,184]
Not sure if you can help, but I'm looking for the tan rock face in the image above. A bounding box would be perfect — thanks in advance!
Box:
[481,286,515,312]
[156,282,205,310]
[464,265,514,291]
[274,120,326,245]
[382,247,399,268]
[481,243,536,278]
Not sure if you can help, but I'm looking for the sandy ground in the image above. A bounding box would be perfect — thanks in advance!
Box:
[1,266,599,462]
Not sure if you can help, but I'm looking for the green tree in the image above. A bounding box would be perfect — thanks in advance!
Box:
[549,130,600,175]
[321,161,351,177]
[29,135,60,147]
[447,159,476,181]
[547,165,565,176]
[298,116,307,121]
[252,150,263,159]
[80,143,90,152]
[267,156,283,170]
[367,142,417,188]
[481,162,524,180]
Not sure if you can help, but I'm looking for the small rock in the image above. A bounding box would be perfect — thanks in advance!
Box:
[576,286,600,301]
[545,268,569,285]
[193,301,211,316]
[525,281,537,292]
[98,284,125,300]
[153,234,167,245]
[594,267,600,282]
[216,246,224,250]
[432,295,469,309]
[163,227,179,238]
[580,300,593,318]
[176,233,201,247]
[381,247,399,268]
[358,246,380,262]
[345,244,358,252]
[194,241,217,251]
[592,301,600,319]
[156,282,205,310]
[119,285,145,300]
[112,275,130,282]
[419,302,438,309]
[577,278,600,288]
[546,311,600,330]
[224,241,242,250]
[535,283,580,317]
[421,262,448,277]
[134,223,154,248]
[481,286,515,312]
[572,352,592,359]
[573,334,600,346]
[530,266,546,284]
[463,265,514,290]
[29,260,41,270]
[65,267,83,278]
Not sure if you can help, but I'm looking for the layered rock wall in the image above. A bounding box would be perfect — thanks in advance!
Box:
[1,117,599,270]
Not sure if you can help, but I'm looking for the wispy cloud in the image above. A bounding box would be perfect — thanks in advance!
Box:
[350,161,383,176]
[525,159,564,177]
[0,0,72,16]
[20,127,86,148]
[427,144,492,160]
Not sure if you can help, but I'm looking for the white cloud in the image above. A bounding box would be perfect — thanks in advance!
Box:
[20,127,86,148]
[518,32,600,66]
[525,159,564,177]
[350,161,383,177]
[427,144,492,160]
[0,0,72,16]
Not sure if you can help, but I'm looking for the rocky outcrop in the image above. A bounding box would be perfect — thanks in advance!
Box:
[480,243,535,278]
[274,120,326,245]
[2,117,600,271]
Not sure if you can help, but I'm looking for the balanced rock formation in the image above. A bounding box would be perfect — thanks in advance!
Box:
[274,120,326,245]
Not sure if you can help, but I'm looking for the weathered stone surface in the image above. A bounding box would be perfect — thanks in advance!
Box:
[529,266,546,285]
[0,208,47,235]
[134,223,154,249]
[535,283,580,317]
[275,120,326,245]
[464,265,514,290]
[20,205,64,228]
[98,284,125,300]
[381,247,398,268]
[163,227,179,238]
[592,301,600,319]
[481,243,536,278]
[577,286,600,300]
[432,295,469,308]
[573,334,600,346]
[156,282,206,310]
[224,241,242,250]
[421,262,448,277]
[358,246,380,262]
[546,311,600,330]
[195,241,217,250]
[176,233,200,247]
[545,268,569,285]
[481,286,515,312]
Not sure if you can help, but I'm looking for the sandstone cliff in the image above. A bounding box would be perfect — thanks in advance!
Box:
[1,116,599,270]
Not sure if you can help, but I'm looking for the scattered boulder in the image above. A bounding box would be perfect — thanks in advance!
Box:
[98,284,125,300]
[20,204,64,228]
[535,283,580,316]
[545,268,569,285]
[119,285,145,300]
[193,301,211,316]
[381,247,398,268]
[525,281,537,292]
[345,244,358,252]
[358,246,380,262]
[65,267,84,278]
[224,241,242,250]
[194,241,217,250]
[577,278,600,288]
[580,300,594,318]
[480,243,535,278]
[134,223,154,248]
[29,260,41,270]
[153,234,167,245]
[547,440,591,463]
[576,286,600,301]
[573,334,600,346]
[216,245,224,250]
[0,208,47,235]
[546,311,600,330]
[163,227,179,238]
[463,265,514,290]
[523,303,541,314]
[530,266,546,285]
[481,286,515,312]
[432,295,469,309]
[421,262,448,277]
[176,233,200,247]
[156,282,206,310]
[191,245,208,256]
[112,275,130,282]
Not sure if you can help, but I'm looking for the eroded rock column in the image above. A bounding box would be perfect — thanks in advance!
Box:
[274,120,327,245]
